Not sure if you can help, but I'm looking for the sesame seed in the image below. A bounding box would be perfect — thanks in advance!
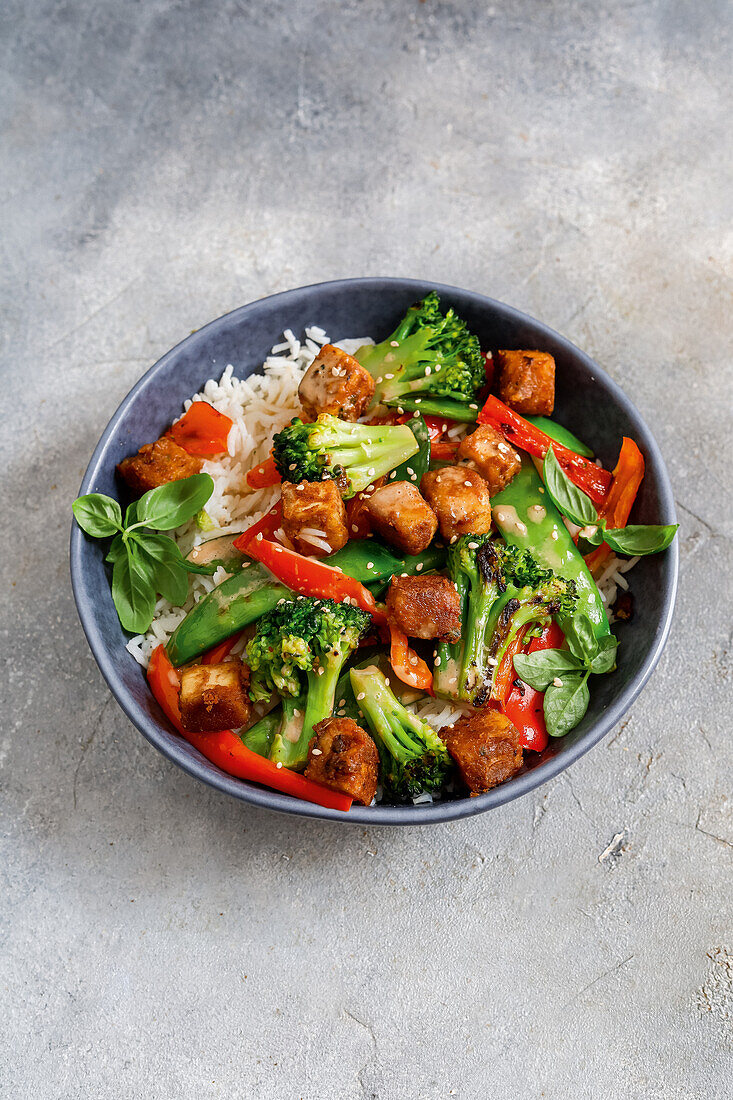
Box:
[276,762,283,769]
[425,366,432,376]
[416,563,423,571]
[469,403,478,410]
[293,709,301,717]
[434,656,441,666]
[464,481,472,487]
[289,463,296,470]
[406,467,414,475]
[551,530,559,540]
[487,657,498,666]
[357,692,365,701]
[468,541,478,549]
[390,340,400,347]
[367,561,374,568]
[553,677,564,687]
[339,699,346,707]
[385,373,395,380]
[368,468,376,476]
[311,748,323,756]
[352,524,359,533]
[256,533,263,541]
[375,376,383,384]
[410,474,417,481]
[317,667,324,675]
[441,423,447,433]
[296,484,304,491]
[414,398,422,404]
[410,656,417,666]
[450,535,457,543]
[538,486,545,494]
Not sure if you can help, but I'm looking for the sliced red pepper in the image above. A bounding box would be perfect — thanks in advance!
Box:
[201,633,243,665]
[169,401,233,457]
[245,455,281,489]
[585,437,645,578]
[478,395,611,505]
[388,624,434,694]
[430,440,460,460]
[245,537,386,624]
[492,631,528,707]
[147,646,352,811]
[504,621,565,752]
[233,499,283,551]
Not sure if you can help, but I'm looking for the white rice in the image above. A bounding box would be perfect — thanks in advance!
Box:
[125,329,373,668]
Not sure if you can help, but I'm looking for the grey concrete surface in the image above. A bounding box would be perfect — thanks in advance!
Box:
[1,2,732,1097]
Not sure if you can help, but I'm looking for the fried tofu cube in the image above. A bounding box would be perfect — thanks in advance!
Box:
[179,661,251,733]
[117,435,201,497]
[386,574,462,642]
[281,479,348,557]
[496,349,555,415]
[365,481,438,555]
[420,466,492,542]
[441,709,523,794]
[457,424,522,495]
[305,716,379,805]
[298,344,375,422]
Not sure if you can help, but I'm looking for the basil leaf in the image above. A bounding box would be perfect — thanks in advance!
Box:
[513,648,585,691]
[131,532,189,606]
[544,673,590,738]
[111,541,157,633]
[588,634,618,675]
[542,448,599,528]
[603,523,678,556]
[134,474,214,531]
[125,500,140,526]
[563,613,599,664]
[105,533,127,564]
[72,493,123,538]
[390,414,431,485]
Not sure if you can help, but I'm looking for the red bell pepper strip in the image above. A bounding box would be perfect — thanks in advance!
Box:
[396,412,460,461]
[388,625,434,694]
[245,455,281,489]
[147,645,352,811]
[245,537,387,624]
[233,499,283,551]
[169,401,234,457]
[201,632,243,665]
[504,621,565,752]
[430,440,460,460]
[585,437,645,578]
[478,395,611,506]
[492,631,527,707]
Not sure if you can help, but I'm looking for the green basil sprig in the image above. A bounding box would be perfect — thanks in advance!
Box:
[513,614,618,738]
[73,473,216,633]
[542,448,678,554]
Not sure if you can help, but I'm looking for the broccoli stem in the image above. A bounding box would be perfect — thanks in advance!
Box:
[433,571,469,700]
[324,425,419,495]
[487,602,552,700]
[269,657,342,771]
[268,691,308,769]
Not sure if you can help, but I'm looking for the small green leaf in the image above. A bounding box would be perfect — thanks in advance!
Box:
[542,448,599,528]
[588,634,618,675]
[513,649,584,691]
[134,474,214,531]
[72,493,123,538]
[603,523,679,556]
[563,613,599,664]
[131,532,189,606]
[105,533,127,564]
[544,673,590,738]
[111,541,157,633]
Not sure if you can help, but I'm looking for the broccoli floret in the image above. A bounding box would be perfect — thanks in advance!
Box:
[354,292,485,409]
[272,413,419,498]
[246,597,370,769]
[349,665,452,801]
[434,536,577,705]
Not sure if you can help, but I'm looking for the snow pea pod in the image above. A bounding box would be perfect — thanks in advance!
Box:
[384,395,479,423]
[165,562,291,666]
[324,540,446,587]
[491,459,610,639]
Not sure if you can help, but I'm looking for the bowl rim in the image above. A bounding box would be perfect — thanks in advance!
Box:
[70,276,679,825]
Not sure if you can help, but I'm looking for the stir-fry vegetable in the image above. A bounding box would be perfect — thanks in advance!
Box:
[169,402,233,457]
[147,645,352,811]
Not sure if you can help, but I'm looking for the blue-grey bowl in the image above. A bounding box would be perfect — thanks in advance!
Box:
[70,278,678,824]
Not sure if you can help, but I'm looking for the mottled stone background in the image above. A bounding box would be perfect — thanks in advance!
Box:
[1,2,731,1097]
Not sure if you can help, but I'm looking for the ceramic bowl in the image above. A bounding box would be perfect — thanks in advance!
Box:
[70,278,678,824]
